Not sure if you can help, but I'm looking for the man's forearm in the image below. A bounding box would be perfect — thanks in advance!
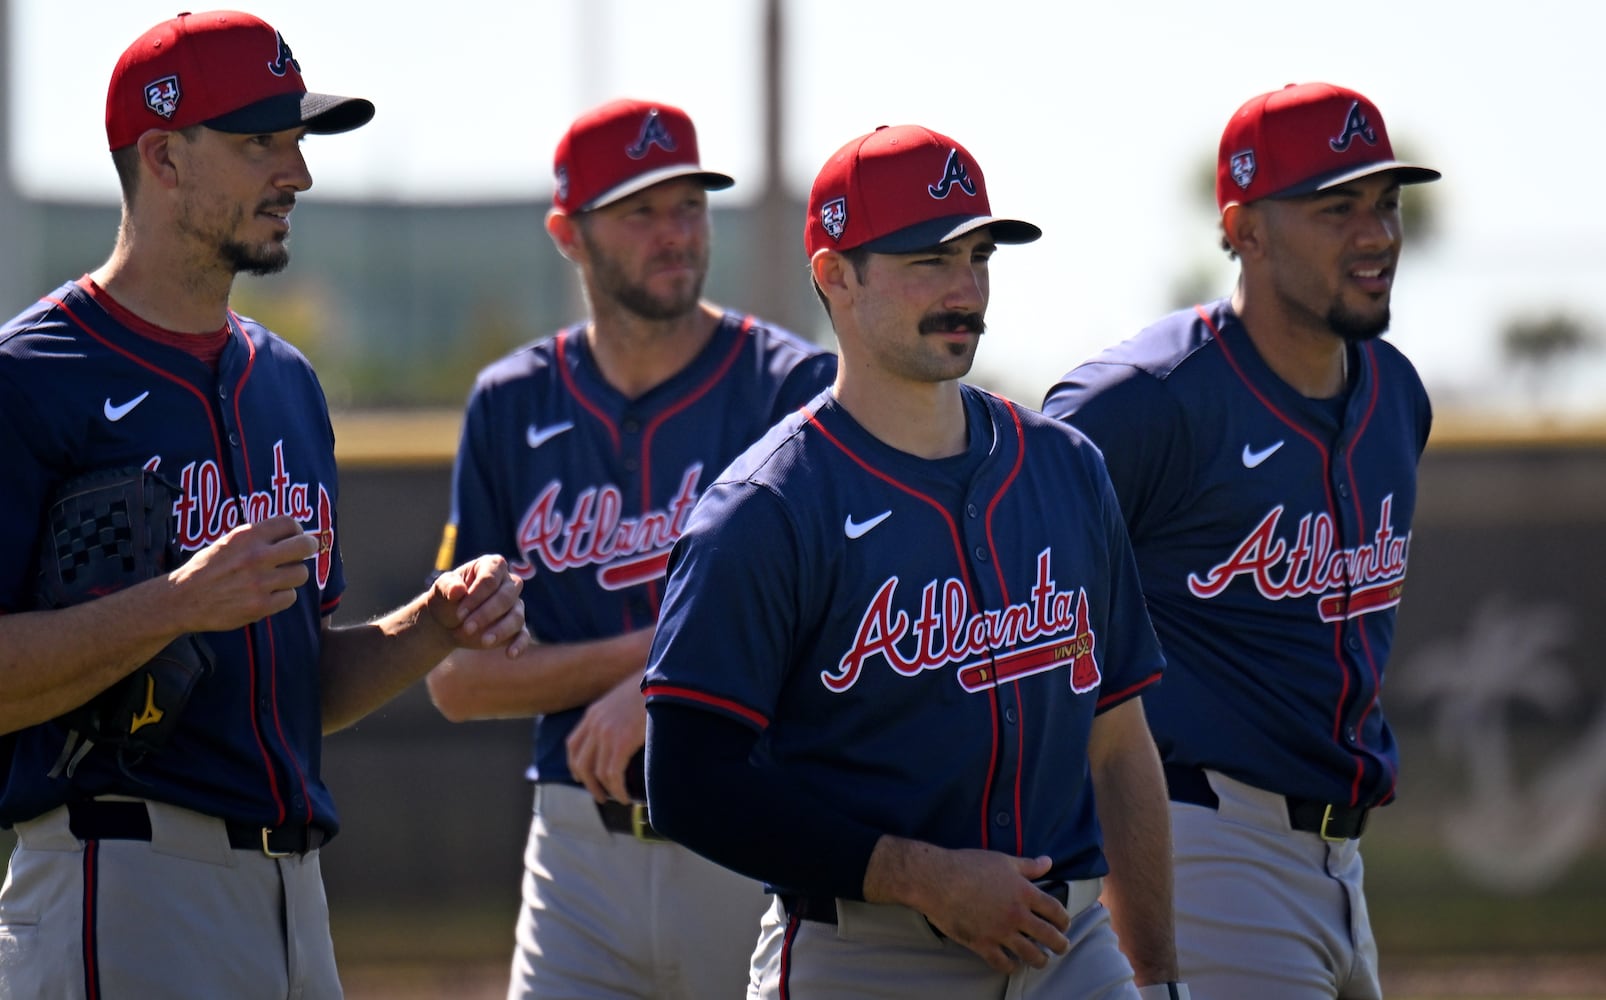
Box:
[427,627,655,722]
[1090,699,1179,985]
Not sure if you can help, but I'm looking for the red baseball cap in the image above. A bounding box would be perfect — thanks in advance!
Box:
[552,99,734,213]
[806,125,1040,259]
[1217,82,1439,211]
[105,10,374,151]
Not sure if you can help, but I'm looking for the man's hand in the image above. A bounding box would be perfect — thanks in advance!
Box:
[168,515,318,631]
[566,673,647,803]
[427,554,530,655]
[864,838,1071,973]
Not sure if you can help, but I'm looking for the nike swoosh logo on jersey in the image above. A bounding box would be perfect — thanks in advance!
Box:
[1242,440,1285,468]
[844,511,892,539]
[526,421,575,449]
[103,391,151,422]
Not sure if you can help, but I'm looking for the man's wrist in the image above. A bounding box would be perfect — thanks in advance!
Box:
[1136,984,1190,1000]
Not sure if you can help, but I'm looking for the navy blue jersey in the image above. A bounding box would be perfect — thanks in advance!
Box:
[643,387,1164,887]
[0,278,346,831]
[439,312,836,784]
[1043,299,1431,809]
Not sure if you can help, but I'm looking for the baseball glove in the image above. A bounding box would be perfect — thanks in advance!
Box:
[37,467,214,779]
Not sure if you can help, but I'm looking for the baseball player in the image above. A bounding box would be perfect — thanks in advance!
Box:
[424,98,837,999]
[0,12,527,999]
[641,124,1188,999]
[1043,83,1439,999]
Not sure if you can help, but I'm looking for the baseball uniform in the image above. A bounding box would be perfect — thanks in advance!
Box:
[0,278,347,999]
[437,312,835,998]
[1044,298,1431,998]
[642,385,1167,998]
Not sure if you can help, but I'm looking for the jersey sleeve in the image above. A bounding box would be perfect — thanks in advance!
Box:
[643,479,803,730]
[1043,364,1194,546]
[441,381,511,570]
[770,353,837,423]
[1091,457,1166,712]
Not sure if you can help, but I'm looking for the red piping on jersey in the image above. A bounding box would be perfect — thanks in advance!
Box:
[804,407,1009,850]
[1198,305,1372,807]
[50,296,226,461]
[227,313,313,826]
[637,316,755,615]
[555,329,621,452]
[81,843,101,1000]
[643,683,769,729]
[981,395,1030,854]
[1341,345,1395,804]
[1096,671,1161,710]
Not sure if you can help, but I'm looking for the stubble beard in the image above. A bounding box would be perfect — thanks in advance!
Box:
[1327,300,1391,343]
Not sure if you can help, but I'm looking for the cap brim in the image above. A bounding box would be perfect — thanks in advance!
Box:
[205,92,376,137]
[584,165,737,211]
[1271,161,1442,200]
[860,214,1042,254]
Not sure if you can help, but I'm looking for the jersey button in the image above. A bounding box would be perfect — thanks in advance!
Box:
[973,546,989,562]
[623,457,639,473]
[217,386,228,400]
[994,811,1011,827]
[622,418,641,434]
[1347,635,1361,650]
[966,504,978,519]
[1345,727,1358,744]
[228,432,240,447]
[1336,483,1350,499]
[1004,708,1018,725]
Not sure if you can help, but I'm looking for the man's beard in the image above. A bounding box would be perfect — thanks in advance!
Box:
[582,231,707,321]
[222,238,290,276]
[1328,302,1390,342]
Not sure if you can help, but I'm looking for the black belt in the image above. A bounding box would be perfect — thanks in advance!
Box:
[780,880,1073,926]
[66,800,329,857]
[1163,763,1369,841]
[595,800,668,842]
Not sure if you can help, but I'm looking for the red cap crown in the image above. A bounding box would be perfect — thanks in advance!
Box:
[1216,82,1439,211]
[105,10,373,151]
[552,99,734,213]
[805,125,1040,259]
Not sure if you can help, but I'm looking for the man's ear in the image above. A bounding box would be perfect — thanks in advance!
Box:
[136,130,182,190]
[545,209,582,262]
[1221,203,1265,260]
[810,249,855,304]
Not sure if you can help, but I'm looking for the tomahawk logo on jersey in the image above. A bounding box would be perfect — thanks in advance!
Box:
[1043,299,1432,809]
[827,550,1102,695]
[439,313,835,786]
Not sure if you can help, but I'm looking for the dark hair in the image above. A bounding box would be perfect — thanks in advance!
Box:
[811,245,874,317]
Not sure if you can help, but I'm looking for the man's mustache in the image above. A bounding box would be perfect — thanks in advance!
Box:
[918,311,986,335]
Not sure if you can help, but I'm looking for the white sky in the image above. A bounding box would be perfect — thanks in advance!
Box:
[9,0,1606,418]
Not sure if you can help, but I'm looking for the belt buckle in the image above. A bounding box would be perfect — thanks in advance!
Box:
[1318,804,1363,843]
[260,826,292,858]
[629,803,662,842]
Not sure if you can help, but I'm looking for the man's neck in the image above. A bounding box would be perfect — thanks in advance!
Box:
[1231,284,1350,400]
[585,301,722,400]
[91,238,234,333]
[832,372,967,460]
